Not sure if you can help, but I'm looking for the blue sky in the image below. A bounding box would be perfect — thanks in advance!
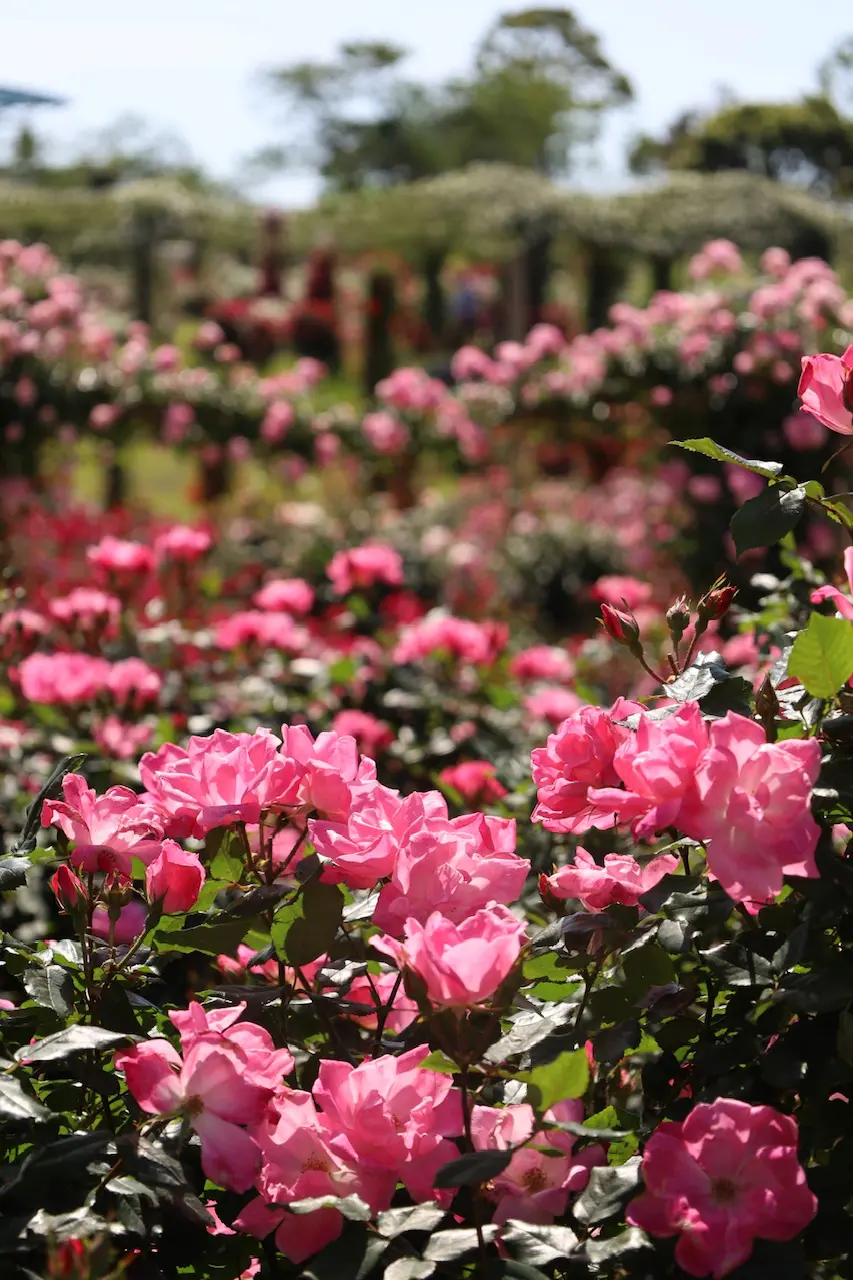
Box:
[3,0,852,203]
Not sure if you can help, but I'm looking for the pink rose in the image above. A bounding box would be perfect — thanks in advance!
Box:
[374,905,527,1007]
[546,847,679,912]
[253,577,314,614]
[531,703,634,834]
[327,543,404,595]
[146,839,205,914]
[627,1099,816,1278]
[797,343,853,435]
[439,760,507,805]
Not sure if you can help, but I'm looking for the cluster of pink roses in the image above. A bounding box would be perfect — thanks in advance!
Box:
[533,702,822,910]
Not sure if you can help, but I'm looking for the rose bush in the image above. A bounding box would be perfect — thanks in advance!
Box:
[4,270,853,1278]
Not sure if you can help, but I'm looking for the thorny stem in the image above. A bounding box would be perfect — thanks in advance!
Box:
[636,652,670,687]
[574,956,605,1039]
[373,971,403,1053]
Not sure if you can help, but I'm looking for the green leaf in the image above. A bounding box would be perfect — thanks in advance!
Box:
[621,944,676,997]
[0,1075,51,1122]
[673,439,784,478]
[23,964,74,1018]
[586,1227,650,1264]
[433,1148,512,1188]
[281,878,343,967]
[13,753,86,856]
[417,1050,458,1074]
[0,855,31,892]
[519,1048,589,1113]
[383,1262,435,1280]
[15,1024,126,1064]
[209,834,245,883]
[376,1204,446,1238]
[788,612,853,698]
[423,1226,499,1262]
[573,1159,642,1225]
[502,1221,578,1266]
[289,1194,372,1221]
[153,915,260,957]
[730,484,806,556]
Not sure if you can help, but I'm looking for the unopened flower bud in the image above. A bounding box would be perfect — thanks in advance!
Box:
[666,596,691,644]
[50,864,88,918]
[697,581,737,622]
[101,869,133,918]
[844,368,853,416]
[599,601,642,653]
[538,871,563,915]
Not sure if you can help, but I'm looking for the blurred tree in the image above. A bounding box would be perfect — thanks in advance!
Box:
[630,39,853,198]
[255,9,632,190]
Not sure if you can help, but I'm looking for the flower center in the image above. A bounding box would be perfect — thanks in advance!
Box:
[712,1176,738,1205]
[522,1167,548,1194]
[302,1154,331,1173]
[184,1094,204,1118]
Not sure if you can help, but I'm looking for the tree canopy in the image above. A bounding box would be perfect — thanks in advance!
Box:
[257,8,632,191]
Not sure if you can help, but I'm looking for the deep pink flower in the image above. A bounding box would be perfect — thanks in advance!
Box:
[87,536,155,576]
[798,343,853,435]
[146,839,205,914]
[627,1099,816,1278]
[524,687,585,726]
[49,588,120,631]
[509,645,575,684]
[591,575,652,610]
[545,848,679,912]
[115,1038,271,1191]
[253,577,314,614]
[330,709,393,757]
[92,899,148,945]
[169,1001,294,1088]
[374,905,527,1007]
[439,760,507,805]
[18,652,110,705]
[531,703,637,834]
[93,715,153,761]
[393,615,508,667]
[679,712,821,909]
[327,543,404,595]
[214,611,307,653]
[154,524,211,562]
[106,658,162,709]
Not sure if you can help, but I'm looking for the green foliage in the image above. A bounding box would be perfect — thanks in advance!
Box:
[788,612,853,698]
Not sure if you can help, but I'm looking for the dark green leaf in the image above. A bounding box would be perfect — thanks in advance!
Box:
[15,1024,126,1064]
[502,1220,577,1265]
[520,1048,589,1113]
[585,1227,650,1264]
[622,945,675,997]
[23,964,73,1017]
[592,1020,642,1063]
[383,1262,435,1280]
[377,1204,446,1238]
[283,879,343,966]
[777,962,853,1013]
[289,1194,371,1221]
[788,612,853,699]
[573,1159,641,1225]
[730,484,805,557]
[433,1148,512,1188]
[673,439,784,478]
[153,916,260,957]
[13,753,86,855]
[0,855,31,892]
[0,1075,51,1122]
[423,1227,499,1262]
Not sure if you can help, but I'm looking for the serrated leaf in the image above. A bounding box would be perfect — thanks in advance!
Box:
[423,1226,498,1262]
[674,439,784,478]
[15,1024,126,1064]
[377,1204,446,1238]
[730,484,805,556]
[0,855,31,892]
[519,1048,589,1113]
[23,964,73,1017]
[502,1220,577,1265]
[788,612,853,699]
[573,1158,641,1224]
[434,1148,512,1188]
[0,1075,51,1122]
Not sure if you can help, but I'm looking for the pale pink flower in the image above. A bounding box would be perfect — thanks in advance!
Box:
[545,848,679,912]
[313,1047,463,1199]
[374,905,527,1007]
[509,645,575,684]
[154,524,212,562]
[18,652,110,704]
[87,536,155,576]
[524,687,585,726]
[310,785,434,890]
[329,709,393,757]
[589,703,707,838]
[42,773,163,875]
[106,658,163,708]
[279,723,375,821]
[798,343,853,435]
[681,712,822,909]
[213,610,307,653]
[169,1001,294,1088]
[93,715,153,761]
[393,615,507,666]
[115,1038,271,1191]
[327,543,404,595]
[591,575,652,610]
[362,410,410,455]
[627,1099,816,1278]
[372,807,525,933]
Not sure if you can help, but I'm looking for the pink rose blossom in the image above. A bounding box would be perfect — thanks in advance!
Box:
[545,847,679,912]
[531,703,636,834]
[798,343,853,435]
[213,610,308,653]
[591,575,652,610]
[146,839,205,914]
[253,577,314,614]
[154,524,211,562]
[509,645,575,684]
[627,1099,816,1278]
[87,536,155,577]
[681,712,822,909]
[439,760,507,804]
[92,899,148,945]
[42,773,163,875]
[329,709,393,757]
[327,543,404,595]
[374,905,527,1007]
[18,652,110,705]
[93,715,153,761]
